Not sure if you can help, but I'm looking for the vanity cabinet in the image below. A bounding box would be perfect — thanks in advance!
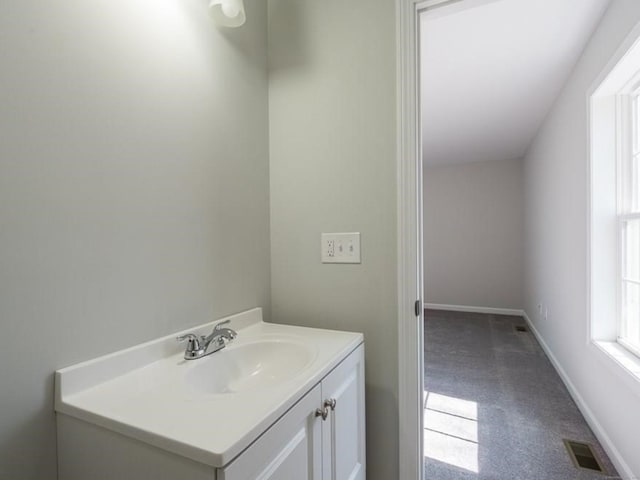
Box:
[56,308,365,480]
[219,344,365,480]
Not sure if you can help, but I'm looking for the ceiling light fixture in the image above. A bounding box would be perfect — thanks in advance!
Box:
[209,0,246,28]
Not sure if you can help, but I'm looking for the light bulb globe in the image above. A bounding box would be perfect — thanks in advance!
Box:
[209,0,246,27]
[221,2,240,18]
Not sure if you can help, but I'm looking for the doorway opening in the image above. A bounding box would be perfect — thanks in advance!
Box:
[398,0,620,478]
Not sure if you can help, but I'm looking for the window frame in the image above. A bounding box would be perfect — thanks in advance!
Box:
[588,22,640,391]
[617,74,640,358]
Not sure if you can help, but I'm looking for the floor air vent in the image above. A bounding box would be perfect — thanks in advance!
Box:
[514,325,528,333]
[563,439,605,473]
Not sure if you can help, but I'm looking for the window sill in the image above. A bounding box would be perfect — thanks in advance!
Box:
[593,341,640,393]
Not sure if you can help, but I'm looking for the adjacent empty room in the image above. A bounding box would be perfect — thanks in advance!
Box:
[419,0,638,478]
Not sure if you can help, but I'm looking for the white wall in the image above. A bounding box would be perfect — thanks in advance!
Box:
[0,1,270,478]
[267,1,398,479]
[523,1,640,477]
[424,158,523,310]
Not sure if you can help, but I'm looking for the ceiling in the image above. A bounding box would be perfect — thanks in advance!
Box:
[420,0,611,167]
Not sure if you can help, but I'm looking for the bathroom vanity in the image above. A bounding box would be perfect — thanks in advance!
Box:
[55,308,365,480]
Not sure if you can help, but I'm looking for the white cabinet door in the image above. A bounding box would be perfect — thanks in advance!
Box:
[219,344,366,480]
[219,384,323,480]
[321,345,365,480]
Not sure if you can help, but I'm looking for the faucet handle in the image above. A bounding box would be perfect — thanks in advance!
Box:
[213,320,231,332]
[177,333,201,352]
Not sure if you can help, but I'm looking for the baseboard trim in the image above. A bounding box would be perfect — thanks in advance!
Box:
[522,311,634,480]
[424,303,524,317]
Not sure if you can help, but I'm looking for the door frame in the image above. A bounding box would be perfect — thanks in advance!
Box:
[396,1,465,478]
[396,1,426,479]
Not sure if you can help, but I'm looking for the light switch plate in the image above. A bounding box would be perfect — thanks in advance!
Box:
[321,232,361,264]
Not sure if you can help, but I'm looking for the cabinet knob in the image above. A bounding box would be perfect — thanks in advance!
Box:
[315,398,337,420]
[324,398,337,411]
[315,407,329,421]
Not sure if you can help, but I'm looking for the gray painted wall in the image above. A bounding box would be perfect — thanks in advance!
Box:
[267,0,398,479]
[424,158,523,310]
[0,1,270,478]
[523,1,640,476]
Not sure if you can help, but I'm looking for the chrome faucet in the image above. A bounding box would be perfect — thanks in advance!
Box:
[177,320,237,360]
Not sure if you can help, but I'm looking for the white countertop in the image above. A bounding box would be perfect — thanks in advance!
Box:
[55,308,363,468]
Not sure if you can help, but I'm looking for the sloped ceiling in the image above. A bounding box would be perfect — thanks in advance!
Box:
[421,0,611,166]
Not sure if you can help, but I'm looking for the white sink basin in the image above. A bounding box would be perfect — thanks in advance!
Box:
[185,339,316,394]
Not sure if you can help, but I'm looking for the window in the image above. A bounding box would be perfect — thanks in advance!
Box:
[618,81,640,357]
[590,26,640,367]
